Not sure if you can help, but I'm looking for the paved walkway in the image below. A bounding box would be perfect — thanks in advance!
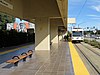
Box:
[0,41,74,75]
[0,42,34,52]
[0,44,34,64]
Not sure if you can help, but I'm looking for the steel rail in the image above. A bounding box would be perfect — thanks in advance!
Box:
[75,44,100,75]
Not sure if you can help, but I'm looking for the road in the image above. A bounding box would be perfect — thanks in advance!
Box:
[0,44,35,64]
[85,37,100,42]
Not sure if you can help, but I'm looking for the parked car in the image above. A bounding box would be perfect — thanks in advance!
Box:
[95,36,100,39]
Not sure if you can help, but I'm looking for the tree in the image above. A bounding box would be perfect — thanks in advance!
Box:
[0,12,15,30]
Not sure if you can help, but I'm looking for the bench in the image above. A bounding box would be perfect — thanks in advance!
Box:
[6,50,33,66]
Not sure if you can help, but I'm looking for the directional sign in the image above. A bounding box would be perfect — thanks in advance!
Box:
[93,30,96,33]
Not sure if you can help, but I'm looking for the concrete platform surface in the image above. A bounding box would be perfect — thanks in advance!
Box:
[0,42,74,75]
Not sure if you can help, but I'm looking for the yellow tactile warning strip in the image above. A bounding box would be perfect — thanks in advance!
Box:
[0,45,32,55]
[68,42,90,75]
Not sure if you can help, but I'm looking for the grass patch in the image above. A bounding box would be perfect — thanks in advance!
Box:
[84,39,100,49]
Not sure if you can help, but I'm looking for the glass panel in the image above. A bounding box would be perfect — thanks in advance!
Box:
[72,31,83,36]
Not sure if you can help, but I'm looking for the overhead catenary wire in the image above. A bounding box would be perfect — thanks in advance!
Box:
[76,0,88,20]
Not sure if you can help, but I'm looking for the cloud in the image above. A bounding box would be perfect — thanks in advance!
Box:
[87,14,100,20]
[91,17,100,19]
[92,0,100,3]
[87,0,100,4]
[91,5,100,12]
[87,14,98,17]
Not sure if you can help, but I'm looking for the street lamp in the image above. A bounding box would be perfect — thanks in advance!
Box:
[77,22,86,28]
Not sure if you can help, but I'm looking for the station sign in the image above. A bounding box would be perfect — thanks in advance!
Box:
[68,18,76,24]
[0,0,13,9]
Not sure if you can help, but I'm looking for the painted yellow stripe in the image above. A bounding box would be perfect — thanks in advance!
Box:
[0,48,19,55]
[0,44,32,55]
[69,42,90,75]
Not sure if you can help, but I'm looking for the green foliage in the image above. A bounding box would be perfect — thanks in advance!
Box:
[0,12,15,30]
[98,43,100,49]
[67,31,72,42]
[84,31,93,35]
[0,30,35,48]
[90,40,97,46]
[84,39,100,49]
[84,39,89,43]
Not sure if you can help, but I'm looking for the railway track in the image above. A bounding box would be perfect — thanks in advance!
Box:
[80,43,100,56]
[74,43,100,75]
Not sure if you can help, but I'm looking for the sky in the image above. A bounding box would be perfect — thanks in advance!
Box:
[68,0,100,30]
[15,18,28,24]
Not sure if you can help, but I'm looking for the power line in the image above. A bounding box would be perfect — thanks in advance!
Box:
[76,0,88,19]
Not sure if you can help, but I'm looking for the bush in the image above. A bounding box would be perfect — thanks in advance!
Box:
[84,39,100,49]
[0,29,35,48]
[90,40,96,46]
[94,42,99,48]
[84,39,89,43]
[98,43,100,49]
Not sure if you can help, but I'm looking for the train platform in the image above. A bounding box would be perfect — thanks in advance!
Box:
[0,41,90,75]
